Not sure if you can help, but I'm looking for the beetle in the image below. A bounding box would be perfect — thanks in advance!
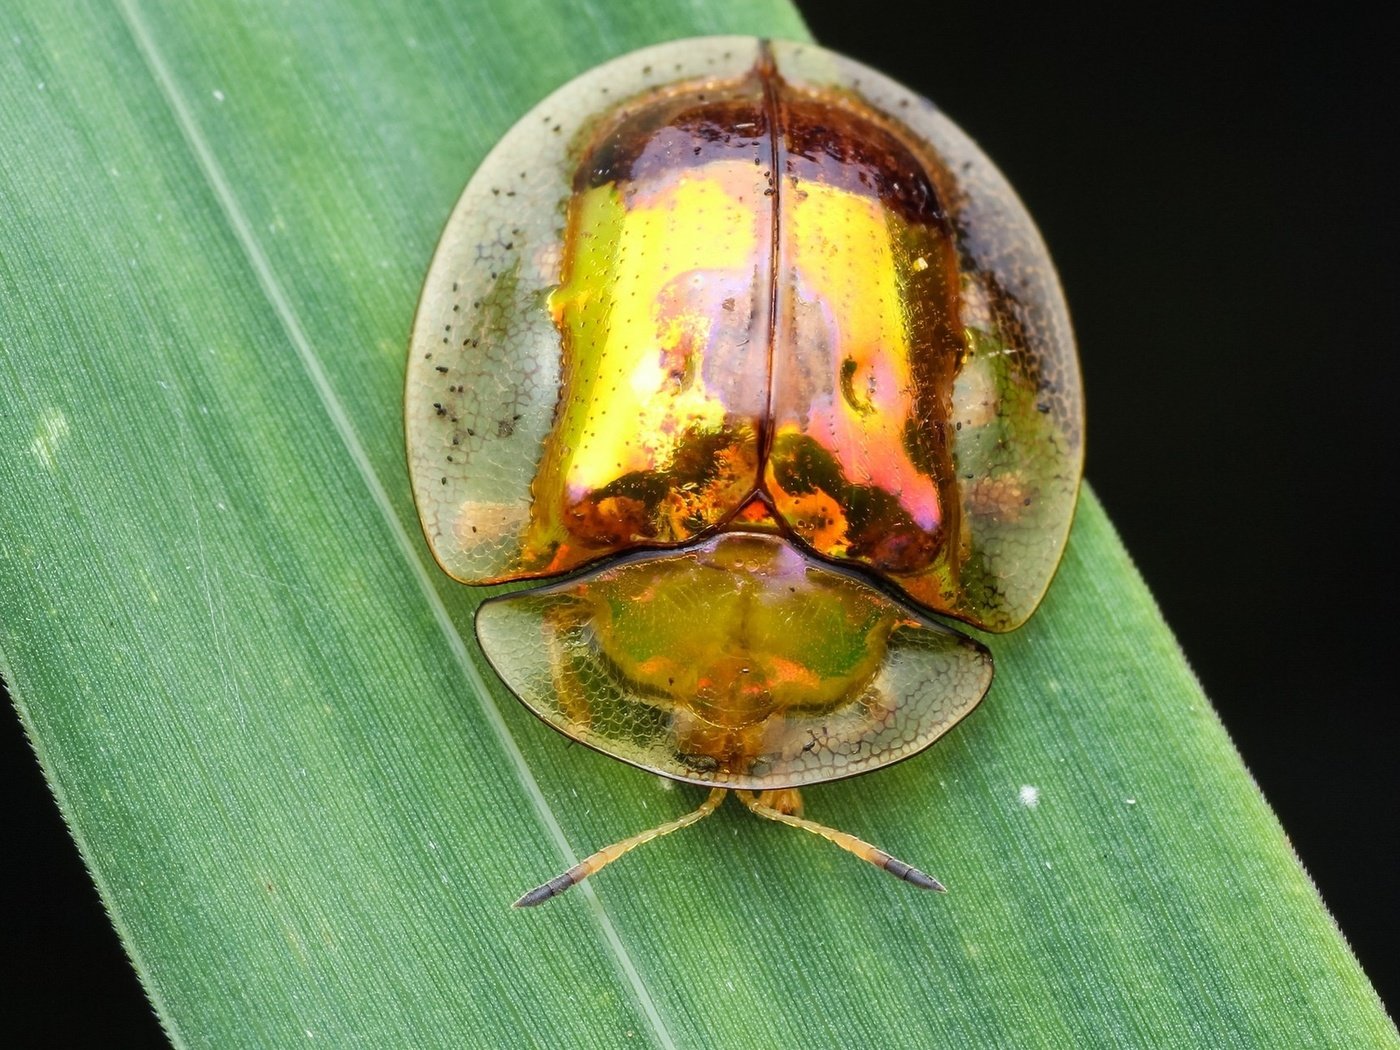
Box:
[405,37,1083,906]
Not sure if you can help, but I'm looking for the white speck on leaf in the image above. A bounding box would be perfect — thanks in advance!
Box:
[1125,797,1137,806]
[29,410,69,469]
[212,88,225,102]
[1018,784,1040,809]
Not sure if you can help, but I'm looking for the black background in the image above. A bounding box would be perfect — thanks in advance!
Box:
[4,4,1395,1044]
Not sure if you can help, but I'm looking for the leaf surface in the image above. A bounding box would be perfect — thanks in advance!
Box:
[0,1,1392,1046]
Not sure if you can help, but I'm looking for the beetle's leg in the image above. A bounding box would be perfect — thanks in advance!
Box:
[514,787,728,907]
[735,789,945,892]
[759,787,803,817]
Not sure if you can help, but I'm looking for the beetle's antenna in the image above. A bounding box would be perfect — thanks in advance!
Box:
[736,789,945,892]
[514,787,728,907]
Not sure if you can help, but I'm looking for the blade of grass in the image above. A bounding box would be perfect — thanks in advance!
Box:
[0,0,1393,1047]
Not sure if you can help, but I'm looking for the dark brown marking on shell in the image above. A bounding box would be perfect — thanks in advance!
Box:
[778,94,950,228]
[574,94,770,193]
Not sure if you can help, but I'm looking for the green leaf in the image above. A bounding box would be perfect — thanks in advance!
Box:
[0,1,1392,1047]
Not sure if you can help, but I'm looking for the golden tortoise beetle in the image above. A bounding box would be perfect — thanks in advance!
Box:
[405,37,1083,906]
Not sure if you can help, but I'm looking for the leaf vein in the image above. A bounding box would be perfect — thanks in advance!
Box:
[109,3,674,1045]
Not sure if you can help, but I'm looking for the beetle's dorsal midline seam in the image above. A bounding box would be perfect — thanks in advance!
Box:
[756,39,783,479]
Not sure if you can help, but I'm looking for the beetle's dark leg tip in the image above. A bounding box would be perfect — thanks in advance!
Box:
[512,870,579,908]
[916,873,948,893]
[884,856,946,892]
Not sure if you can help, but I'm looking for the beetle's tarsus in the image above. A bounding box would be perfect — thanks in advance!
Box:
[513,869,583,908]
[882,856,946,892]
